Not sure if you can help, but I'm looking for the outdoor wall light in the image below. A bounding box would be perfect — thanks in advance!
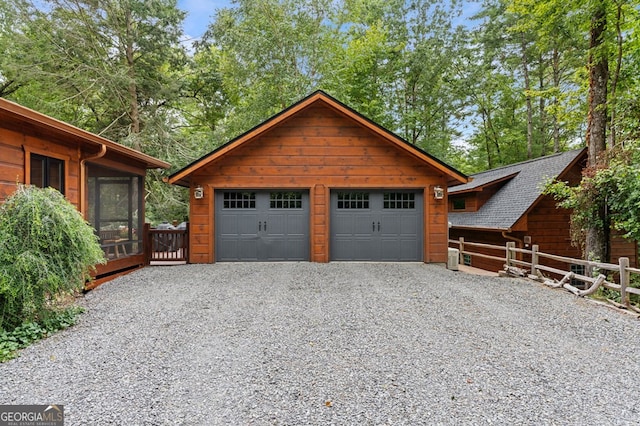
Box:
[434,185,444,200]
[194,185,204,200]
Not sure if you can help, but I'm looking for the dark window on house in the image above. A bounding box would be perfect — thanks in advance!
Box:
[270,192,302,209]
[31,154,64,194]
[383,192,415,209]
[570,264,586,288]
[223,192,256,209]
[452,198,466,210]
[463,254,472,266]
[337,192,369,209]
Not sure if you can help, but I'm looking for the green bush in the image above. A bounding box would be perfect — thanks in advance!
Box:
[0,185,105,331]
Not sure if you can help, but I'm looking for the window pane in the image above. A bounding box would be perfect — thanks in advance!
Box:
[270,191,302,209]
[337,192,370,209]
[30,155,45,188]
[383,192,415,209]
[30,154,64,194]
[48,158,64,192]
[223,192,256,209]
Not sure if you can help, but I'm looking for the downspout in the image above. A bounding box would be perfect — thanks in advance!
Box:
[79,144,107,217]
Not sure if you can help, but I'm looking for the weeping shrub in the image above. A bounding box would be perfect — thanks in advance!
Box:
[0,185,105,331]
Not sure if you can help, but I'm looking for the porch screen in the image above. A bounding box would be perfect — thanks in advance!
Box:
[87,165,143,259]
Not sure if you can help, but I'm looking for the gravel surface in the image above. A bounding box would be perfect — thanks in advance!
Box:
[1,263,639,425]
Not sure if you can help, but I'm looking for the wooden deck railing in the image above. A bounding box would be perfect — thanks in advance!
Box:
[143,223,189,263]
[449,237,640,311]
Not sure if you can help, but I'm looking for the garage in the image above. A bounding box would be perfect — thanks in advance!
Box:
[168,91,468,264]
[215,190,310,261]
[330,190,423,261]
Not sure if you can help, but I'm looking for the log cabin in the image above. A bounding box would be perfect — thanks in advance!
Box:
[168,91,468,263]
[0,98,170,287]
[448,149,638,273]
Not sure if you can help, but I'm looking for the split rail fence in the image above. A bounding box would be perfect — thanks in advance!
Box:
[449,237,640,311]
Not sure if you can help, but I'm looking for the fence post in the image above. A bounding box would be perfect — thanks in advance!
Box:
[505,241,516,268]
[531,244,539,276]
[143,223,151,265]
[619,257,630,308]
[458,237,464,264]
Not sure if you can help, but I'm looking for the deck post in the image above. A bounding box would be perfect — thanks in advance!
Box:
[143,223,151,265]
[458,237,464,264]
[619,257,630,307]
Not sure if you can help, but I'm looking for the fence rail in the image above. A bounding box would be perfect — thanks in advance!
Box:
[144,223,189,263]
[450,237,639,311]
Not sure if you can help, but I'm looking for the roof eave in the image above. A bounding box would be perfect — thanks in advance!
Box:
[0,98,170,170]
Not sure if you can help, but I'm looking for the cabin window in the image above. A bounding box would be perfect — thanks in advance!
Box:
[87,165,143,259]
[463,254,472,266]
[452,198,466,210]
[570,264,586,288]
[223,192,256,209]
[383,192,415,209]
[270,192,302,209]
[337,192,369,209]
[30,154,65,194]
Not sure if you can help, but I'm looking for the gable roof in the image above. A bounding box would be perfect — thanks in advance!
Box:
[168,90,468,187]
[0,98,170,169]
[449,148,586,231]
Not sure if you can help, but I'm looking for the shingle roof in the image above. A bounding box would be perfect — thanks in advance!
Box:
[448,149,586,230]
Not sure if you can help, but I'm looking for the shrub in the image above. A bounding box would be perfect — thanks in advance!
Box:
[0,185,105,331]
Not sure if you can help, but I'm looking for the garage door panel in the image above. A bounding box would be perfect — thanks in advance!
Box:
[216,190,309,261]
[331,191,423,261]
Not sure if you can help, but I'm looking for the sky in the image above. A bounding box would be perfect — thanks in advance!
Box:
[177,0,232,43]
[176,0,481,46]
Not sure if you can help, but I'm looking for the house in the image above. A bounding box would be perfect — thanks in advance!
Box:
[0,98,170,286]
[168,91,468,263]
[448,149,638,272]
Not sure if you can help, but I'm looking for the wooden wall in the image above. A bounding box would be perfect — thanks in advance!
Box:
[0,127,81,206]
[188,103,450,263]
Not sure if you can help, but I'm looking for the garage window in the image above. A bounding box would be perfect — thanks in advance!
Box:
[270,191,303,209]
[337,192,369,209]
[383,192,415,209]
[223,192,256,209]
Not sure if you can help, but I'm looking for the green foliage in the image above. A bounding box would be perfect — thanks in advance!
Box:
[0,306,84,362]
[0,186,105,330]
[543,144,640,255]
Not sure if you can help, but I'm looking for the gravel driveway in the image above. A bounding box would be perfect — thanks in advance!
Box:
[1,263,639,425]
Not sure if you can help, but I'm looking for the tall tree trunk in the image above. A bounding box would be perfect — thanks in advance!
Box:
[585,0,609,262]
[607,2,623,148]
[521,34,533,159]
[552,47,561,153]
[538,53,547,156]
[125,8,141,146]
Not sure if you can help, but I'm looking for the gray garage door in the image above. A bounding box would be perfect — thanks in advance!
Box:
[330,190,423,261]
[215,190,309,261]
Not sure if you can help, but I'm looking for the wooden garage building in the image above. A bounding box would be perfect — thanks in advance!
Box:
[0,98,170,285]
[169,91,468,263]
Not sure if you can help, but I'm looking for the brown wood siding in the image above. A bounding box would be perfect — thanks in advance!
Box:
[188,104,449,263]
[449,229,509,272]
[526,195,581,272]
[0,127,81,207]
